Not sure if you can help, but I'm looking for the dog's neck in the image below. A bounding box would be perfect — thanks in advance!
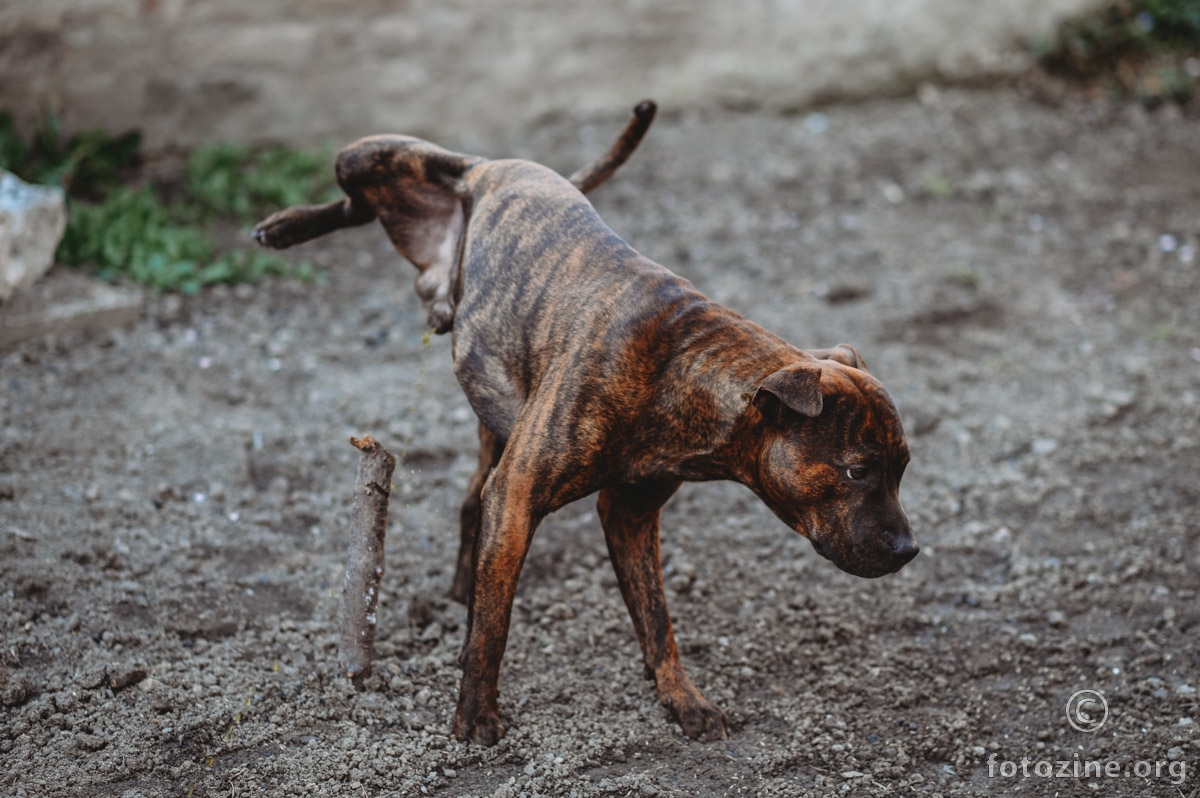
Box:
[623,295,799,486]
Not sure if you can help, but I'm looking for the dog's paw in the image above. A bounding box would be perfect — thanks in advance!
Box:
[252,210,305,249]
[453,708,507,746]
[253,206,335,250]
[664,693,730,741]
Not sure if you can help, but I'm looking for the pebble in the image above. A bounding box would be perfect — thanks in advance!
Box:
[880,182,905,204]
[109,667,148,691]
[1031,438,1058,456]
[804,113,830,134]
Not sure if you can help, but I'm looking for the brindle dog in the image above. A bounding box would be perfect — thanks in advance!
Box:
[254,102,918,746]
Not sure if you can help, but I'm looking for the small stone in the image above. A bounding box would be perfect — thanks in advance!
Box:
[804,113,830,134]
[545,602,575,621]
[1047,610,1066,628]
[1031,438,1058,456]
[841,771,865,779]
[1168,747,1184,761]
[78,668,107,689]
[109,667,148,691]
[881,182,905,204]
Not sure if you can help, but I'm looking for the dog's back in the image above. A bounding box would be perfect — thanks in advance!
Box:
[453,158,696,446]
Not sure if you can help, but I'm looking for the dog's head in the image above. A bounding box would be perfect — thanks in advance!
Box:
[748,345,917,578]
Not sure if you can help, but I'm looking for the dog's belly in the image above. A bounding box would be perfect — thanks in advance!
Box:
[450,333,524,441]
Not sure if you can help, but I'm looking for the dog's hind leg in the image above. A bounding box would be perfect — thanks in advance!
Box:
[253,196,376,249]
[451,422,504,605]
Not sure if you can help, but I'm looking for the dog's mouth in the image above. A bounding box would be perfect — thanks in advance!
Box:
[801,524,916,579]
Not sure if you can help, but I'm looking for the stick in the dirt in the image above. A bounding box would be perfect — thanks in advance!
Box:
[338,434,397,679]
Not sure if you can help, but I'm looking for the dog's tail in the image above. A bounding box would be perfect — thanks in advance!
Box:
[568,100,657,195]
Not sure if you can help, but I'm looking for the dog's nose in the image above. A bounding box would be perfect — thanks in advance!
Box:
[892,538,919,564]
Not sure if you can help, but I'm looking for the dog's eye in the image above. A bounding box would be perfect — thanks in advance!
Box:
[845,465,869,481]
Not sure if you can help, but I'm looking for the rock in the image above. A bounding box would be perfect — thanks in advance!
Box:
[109,666,148,691]
[0,170,66,301]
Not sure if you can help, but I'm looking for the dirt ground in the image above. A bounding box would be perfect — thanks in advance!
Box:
[2,83,1200,797]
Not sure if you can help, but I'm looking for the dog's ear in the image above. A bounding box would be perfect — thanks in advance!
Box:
[752,361,824,424]
[808,344,867,371]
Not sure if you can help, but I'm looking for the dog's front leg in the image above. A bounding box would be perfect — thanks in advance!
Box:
[452,454,542,746]
[597,481,730,741]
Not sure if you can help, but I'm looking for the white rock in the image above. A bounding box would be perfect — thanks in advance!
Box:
[0,170,66,301]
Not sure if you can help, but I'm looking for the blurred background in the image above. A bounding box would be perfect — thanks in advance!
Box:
[2,0,1104,150]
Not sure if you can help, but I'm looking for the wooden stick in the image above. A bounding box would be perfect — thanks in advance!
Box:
[338,434,397,679]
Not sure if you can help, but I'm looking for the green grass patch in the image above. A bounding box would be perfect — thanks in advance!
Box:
[1040,0,1200,103]
[0,110,331,294]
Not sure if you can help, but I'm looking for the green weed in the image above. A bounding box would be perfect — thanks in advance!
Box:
[1041,0,1200,102]
[184,142,336,222]
[0,110,140,198]
[1,110,329,292]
